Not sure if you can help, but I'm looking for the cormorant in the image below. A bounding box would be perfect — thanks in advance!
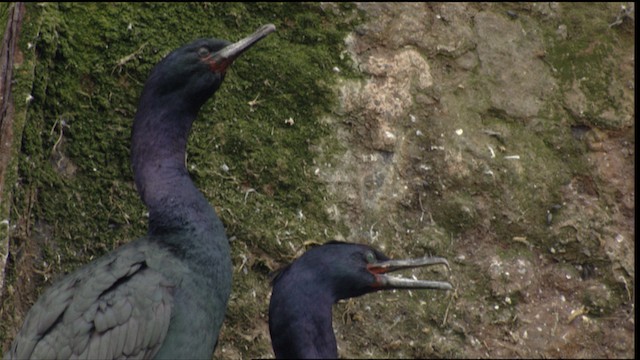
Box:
[269,241,452,359]
[6,24,276,359]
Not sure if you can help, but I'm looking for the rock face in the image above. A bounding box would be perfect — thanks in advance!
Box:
[318,3,634,358]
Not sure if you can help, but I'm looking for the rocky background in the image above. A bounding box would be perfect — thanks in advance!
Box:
[1,3,634,358]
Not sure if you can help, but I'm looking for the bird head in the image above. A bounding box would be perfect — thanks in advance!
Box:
[130,24,275,208]
[273,241,452,302]
[141,24,276,112]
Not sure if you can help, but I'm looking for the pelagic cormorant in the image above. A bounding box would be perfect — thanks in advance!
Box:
[269,241,452,359]
[6,24,276,359]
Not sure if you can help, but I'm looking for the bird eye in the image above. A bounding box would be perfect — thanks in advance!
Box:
[365,251,376,263]
[197,47,210,57]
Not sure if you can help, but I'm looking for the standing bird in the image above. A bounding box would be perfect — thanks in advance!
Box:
[269,241,452,359]
[6,24,276,359]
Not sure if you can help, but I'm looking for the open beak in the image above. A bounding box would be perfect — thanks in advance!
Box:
[367,256,453,290]
[209,24,276,73]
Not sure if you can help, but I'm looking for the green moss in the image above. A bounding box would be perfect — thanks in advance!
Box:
[541,3,632,130]
[431,194,478,234]
[16,1,361,257]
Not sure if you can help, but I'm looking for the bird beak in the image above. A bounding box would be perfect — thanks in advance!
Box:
[367,256,453,290]
[209,24,276,73]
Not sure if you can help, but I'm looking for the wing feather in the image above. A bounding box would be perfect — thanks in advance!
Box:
[6,243,175,360]
[123,316,139,356]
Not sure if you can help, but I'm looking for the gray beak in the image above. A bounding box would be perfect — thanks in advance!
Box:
[209,24,276,72]
[367,256,453,290]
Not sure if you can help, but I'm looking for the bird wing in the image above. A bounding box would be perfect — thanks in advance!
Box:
[7,244,175,359]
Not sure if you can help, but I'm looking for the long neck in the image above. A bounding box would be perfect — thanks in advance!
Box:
[131,95,218,241]
[269,274,339,359]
